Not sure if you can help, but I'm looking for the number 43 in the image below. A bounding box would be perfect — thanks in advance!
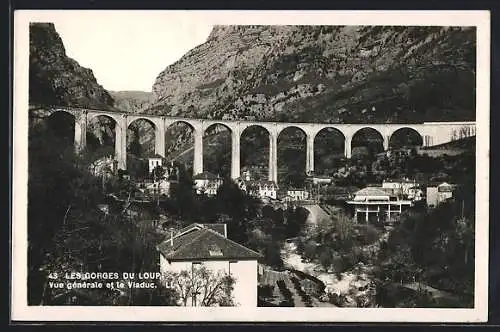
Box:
[48,272,59,279]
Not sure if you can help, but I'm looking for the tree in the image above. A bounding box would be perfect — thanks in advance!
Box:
[162,265,236,306]
[302,240,318,262]
[214,179,260,244]
[318,247,334,272]
[168,164,197,218]
[151,165,166,181]
[284,206,308,238]
[455,215,474,266]
[28,123,172,305]
[28,125,106,304]
[334,212,353,242]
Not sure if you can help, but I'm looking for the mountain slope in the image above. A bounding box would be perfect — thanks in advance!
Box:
[109,91,154,113]
[29,22,116,110]
[148,25,476,124]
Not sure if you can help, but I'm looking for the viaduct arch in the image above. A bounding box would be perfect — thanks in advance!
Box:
[31,106,477,184]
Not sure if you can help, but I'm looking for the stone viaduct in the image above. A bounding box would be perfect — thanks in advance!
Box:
[30,105,477,183]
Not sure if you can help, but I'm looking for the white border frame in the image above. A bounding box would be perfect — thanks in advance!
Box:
[12,10,490,322]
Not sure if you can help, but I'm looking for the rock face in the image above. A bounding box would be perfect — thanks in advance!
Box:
[29,23,116,110]
[109,91,154,114]
[149,25,476,123]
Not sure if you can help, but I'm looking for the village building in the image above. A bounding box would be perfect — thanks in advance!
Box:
[143,178,171,197]
[426,182,457,208]
[382,178,418,198]
[235,174,279,200]
[193,171,223,196]
[164,162,180,182]
[346,187,413,223]
[117,169,131,180]
[89,155,117,177]
[306,175,333,185]
[286,188,311,201]
[245,180,279,199]
[146,153,165,174]
[407,185,425,201]
[157,223,262,307]
[384,148,413,158]
[240,165,267,181]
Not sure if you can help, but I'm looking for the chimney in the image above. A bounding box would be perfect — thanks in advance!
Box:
[223,224,227,238]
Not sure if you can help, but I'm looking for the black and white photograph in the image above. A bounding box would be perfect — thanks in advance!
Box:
[11,10,490,322]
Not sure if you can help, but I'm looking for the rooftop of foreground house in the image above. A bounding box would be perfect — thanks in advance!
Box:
[157,226,262,261]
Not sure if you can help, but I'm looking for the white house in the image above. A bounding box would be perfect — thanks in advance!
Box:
[147,153,165,174]
[426,182,456,208]
[307,175,333,185]
[193,171,223,196]
[346,187,413,223]
[245,180,279,199]
[157,223,262,307]
[144,179,171,197]
[382,178,418,197]
[286,189,310,201]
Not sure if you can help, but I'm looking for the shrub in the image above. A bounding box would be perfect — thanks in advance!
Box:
[276,280,294,307]
[288,269,326,294]
[342,252,359,271]
[358,225,381,246]
[258,284,274,299]
[328,292,348,307]
[290,276,313,307]
[332,255,345,273]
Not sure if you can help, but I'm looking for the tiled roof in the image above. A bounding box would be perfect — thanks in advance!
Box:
[157,228,262,261]
[379,188,396,194]
[438,183,456,192]
[175,223,226,238]
[144,153,164,159]
[383,178,416,183]
[205,223,226,236]
[193,171,219,180]
[246,180,278,188]
[354,187,393,197]
[307,175,331,180]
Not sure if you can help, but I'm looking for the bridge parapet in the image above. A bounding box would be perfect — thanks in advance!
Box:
[29,105,476,180]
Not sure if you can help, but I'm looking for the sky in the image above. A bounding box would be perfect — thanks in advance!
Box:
[31,12,215,92]
[22,10,487,93]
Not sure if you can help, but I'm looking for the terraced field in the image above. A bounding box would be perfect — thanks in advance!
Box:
[259,268,337,307]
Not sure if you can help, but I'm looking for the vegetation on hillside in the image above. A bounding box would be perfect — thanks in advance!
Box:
[372,175,475,307]
[29,23,115,110]
[109,91,154,113]
[28,125,175,305]
[150,25,475,124]
[28,121,310,304]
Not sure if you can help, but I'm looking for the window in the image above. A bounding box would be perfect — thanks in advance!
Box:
[208,245,223,257]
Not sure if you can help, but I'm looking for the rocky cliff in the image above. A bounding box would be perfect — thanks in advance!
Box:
[149,25,476,123]
[29,23,116,110]
[109,91,154,114]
